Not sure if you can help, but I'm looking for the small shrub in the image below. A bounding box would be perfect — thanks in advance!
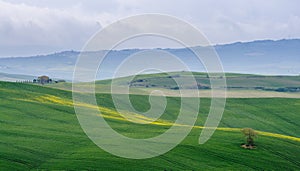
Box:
[241,128,257,147]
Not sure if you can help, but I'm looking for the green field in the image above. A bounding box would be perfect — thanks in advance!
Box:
[48,72,300,98]
[99,72,300,89]
[1,81,300,170]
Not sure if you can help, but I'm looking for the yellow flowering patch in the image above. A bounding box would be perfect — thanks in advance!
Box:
[193,126,300,142]
[16,94,172,125]
[256,131,300,142]
[13,94,300,143]
[34,94,74,106]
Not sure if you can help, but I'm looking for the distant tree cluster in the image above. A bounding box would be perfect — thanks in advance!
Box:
[255,86,300,92]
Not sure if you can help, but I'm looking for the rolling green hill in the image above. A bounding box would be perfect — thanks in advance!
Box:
[111,72,300,89]
[1,81,300,170]
[98,72,300,89]
[48,72,300,98]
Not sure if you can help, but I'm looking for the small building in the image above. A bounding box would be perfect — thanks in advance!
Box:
[36,75,51,85]
[33,76,66,84]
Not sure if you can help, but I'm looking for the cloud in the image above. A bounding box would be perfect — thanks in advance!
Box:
[0,0,300,57]
[0,0,102,56]
[113,0,300,44]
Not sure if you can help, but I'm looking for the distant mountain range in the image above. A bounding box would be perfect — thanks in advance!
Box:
[0,39,299,81]
[0,72,35,82]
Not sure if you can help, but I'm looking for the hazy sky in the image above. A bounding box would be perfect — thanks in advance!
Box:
[0,0,300,57]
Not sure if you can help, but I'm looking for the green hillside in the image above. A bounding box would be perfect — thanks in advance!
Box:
[48,72,300,98]
[1,81,300,170]
[95,72,300,89]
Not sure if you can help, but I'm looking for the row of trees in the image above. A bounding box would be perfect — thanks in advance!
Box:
[15,78,65,85]
[15,80,33,83]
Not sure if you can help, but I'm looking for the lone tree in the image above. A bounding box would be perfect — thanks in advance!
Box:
[241,128,257,147]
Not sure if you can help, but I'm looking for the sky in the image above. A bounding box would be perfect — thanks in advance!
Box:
[0,0,300,57]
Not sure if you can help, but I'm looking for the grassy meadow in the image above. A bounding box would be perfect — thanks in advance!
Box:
[0,80,300,170]
[48,72,300,98]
